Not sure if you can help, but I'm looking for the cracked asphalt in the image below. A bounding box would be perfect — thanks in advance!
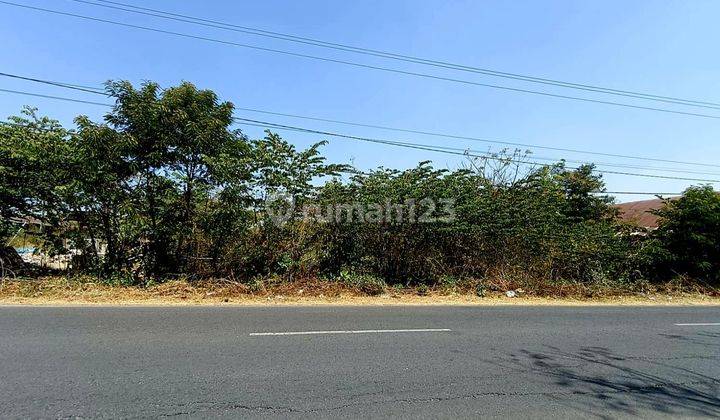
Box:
[1,305,719,418]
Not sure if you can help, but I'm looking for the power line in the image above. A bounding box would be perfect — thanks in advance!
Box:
[234,117,720,183]
[10,68,700,175]
[0,72,106,95]
[0,116,674,183]
[0,88,112,107]
[241,120,720,177]
[0,86,716,183]
[0,121,689,198]
[233,107,720,169]
[74,0,720,111]
[602,191,680,196]
[2,79,719,178]
[4,1,720,120]
[3,70,720,171]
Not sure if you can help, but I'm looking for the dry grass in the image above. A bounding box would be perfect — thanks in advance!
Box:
[0,276,718,306]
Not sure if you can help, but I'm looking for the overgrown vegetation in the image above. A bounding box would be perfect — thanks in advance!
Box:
[1,80,718,296]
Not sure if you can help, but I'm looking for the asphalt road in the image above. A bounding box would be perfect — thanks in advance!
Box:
[1,306,719,419]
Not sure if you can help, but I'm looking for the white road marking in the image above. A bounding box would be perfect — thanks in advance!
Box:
[674,323,720,326]
[249,328,452,336]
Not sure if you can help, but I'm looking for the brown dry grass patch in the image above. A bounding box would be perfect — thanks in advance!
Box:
[0,276,718,306]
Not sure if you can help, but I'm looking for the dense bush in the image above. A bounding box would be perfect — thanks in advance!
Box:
[640,186,720,284]
[0,80,716,290]
[308,160,628,284]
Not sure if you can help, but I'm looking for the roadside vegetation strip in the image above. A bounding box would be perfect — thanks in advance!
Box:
[1,79,719,297]
[0,277,719,306]
[249,329,452,336]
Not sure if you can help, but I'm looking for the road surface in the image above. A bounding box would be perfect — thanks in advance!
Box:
[1,305,719,418]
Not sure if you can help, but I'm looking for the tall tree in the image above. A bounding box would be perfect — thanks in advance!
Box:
[102,81,244,276]
[0,108,71,251]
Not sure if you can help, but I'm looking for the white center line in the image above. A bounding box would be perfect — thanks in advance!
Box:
[249,328,452,336]
[674,323,720,326]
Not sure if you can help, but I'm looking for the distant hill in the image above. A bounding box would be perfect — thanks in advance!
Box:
[615,198,670,228]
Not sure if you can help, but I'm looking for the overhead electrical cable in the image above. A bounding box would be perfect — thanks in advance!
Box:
[3,1,720,120]
[0,119,695,196]
[0,72,106,95]
[1,77,717,179]
[73,0,720,110]
[1,79,718,178]
[1,86,716,182]
[233,117,720,183]
[602,191,680,195]
[233,107,720,169]
[2,71,719,170]
[0,88,112,107]
[239,121,720,176]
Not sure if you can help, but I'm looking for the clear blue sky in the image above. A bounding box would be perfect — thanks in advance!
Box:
[1,0,719,202]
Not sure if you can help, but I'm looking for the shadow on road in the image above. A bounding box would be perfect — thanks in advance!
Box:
[490,342,720,418]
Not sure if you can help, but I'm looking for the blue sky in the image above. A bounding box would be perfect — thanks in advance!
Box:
[1,0,719,202]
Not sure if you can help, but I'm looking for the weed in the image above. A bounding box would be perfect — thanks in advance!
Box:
[417,284,429,296]
[475,282,486,297]
[338,270,386,296]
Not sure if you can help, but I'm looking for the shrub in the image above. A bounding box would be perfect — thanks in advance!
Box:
[417,284,429,296]
[644,186,720,284]
[475,282,486,297]
[246,276,265,293]
[438,275,459,291]
[338,271,386,296]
